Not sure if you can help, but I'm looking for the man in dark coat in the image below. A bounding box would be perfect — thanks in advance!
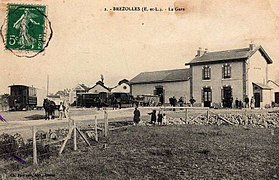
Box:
[189,97,196,107]
[133,107,140,125]
[157,111,163,125]
[244,96,249,108]
[169,97,173,106]
[159,94,164,105]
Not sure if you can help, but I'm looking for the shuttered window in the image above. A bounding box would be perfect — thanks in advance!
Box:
[202,66,211,80]
[223,64,231,79]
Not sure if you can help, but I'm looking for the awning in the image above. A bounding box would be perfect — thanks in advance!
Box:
[252,82,272,90]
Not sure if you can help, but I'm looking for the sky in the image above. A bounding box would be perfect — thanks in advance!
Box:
[1,0,279,94]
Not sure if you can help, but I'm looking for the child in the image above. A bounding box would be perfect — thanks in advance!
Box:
[162,113,167,125]
[157,111,163,125]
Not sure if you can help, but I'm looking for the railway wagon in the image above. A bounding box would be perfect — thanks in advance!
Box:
[77,92,110,108]
[110,92,135,108]
[8,85,37,110]
[77,92,135,108]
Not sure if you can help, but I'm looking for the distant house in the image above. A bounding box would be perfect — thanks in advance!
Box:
[111,79,130,94]
[87,81,110,94]
[69,84,89,104]
[55,90,69,97]
[185,44,273,108]
[130,68,191,104]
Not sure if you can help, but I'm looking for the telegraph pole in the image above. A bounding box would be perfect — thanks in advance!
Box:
[46,74,49,96]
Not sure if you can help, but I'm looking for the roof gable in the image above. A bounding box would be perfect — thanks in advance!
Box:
[186,46,273,65]
[111,83,130,93]
[72,84,88,91]
[130,68,191,84]
[88,84,110,93]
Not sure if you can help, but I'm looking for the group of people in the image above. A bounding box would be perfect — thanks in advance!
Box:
[169,96,196,107]
[133,107,168,126]
[226,96,255,109]
[147,110,167,125]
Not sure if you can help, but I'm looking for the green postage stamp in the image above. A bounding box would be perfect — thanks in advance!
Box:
[1,4,52,57]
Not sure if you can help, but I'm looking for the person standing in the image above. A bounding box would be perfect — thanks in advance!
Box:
[64,101,69,118]
[244,96,249,108]
[169,97,173,107]
[162,113,167,125]
[172,96,177,111]
[159,94,164,105]
[112,97,117,110]
[235,98,239,109]
[229,96,233,108]
[173,96,177,107]
[58,102,65,120]
[250,96,255,109]
[178,97,184,107]
[148,110,156,125]
[157,111,163,125]
[189,97,196,107]
[133,107,140,125]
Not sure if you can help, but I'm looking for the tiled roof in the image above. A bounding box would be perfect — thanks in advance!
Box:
[79,84,89,90]
[89,83,110,91]
[185,46,273,65]
[130,68,191,84]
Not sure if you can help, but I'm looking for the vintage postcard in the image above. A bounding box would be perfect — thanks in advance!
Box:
[0,0,278,179]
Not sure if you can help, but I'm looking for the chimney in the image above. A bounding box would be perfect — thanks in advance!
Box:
[196,47,205,57]
[249,42,256,51]
[204,48,208,53]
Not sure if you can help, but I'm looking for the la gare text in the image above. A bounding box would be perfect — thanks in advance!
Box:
[104,7,186,12]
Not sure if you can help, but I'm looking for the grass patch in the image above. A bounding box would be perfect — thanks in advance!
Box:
[2,125,279,179]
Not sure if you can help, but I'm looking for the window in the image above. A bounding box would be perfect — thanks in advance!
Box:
[202,87,212,102]
[223,64,231,79]
[202,66,211,80]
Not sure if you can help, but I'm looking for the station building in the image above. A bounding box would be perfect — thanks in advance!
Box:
[130,43,275,108]
[185,44,273,108]
[130,68,191,104]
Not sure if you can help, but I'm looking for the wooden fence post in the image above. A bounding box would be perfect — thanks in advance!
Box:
[95,115,98,141]
[185,108,188,124]
[104,111,108,137]
[73,121,77,151]
[32,126,38,165]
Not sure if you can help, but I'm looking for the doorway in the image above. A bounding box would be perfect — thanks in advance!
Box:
[275,92,279,104]
[154,86,164,104]
[254,93,261,108]
[203,87,212,107]
[222,86,232,108]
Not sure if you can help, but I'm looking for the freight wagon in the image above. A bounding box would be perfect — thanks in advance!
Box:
[8,85,37,111]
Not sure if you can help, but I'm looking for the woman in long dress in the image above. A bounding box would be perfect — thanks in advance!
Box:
[133,107,140,125]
